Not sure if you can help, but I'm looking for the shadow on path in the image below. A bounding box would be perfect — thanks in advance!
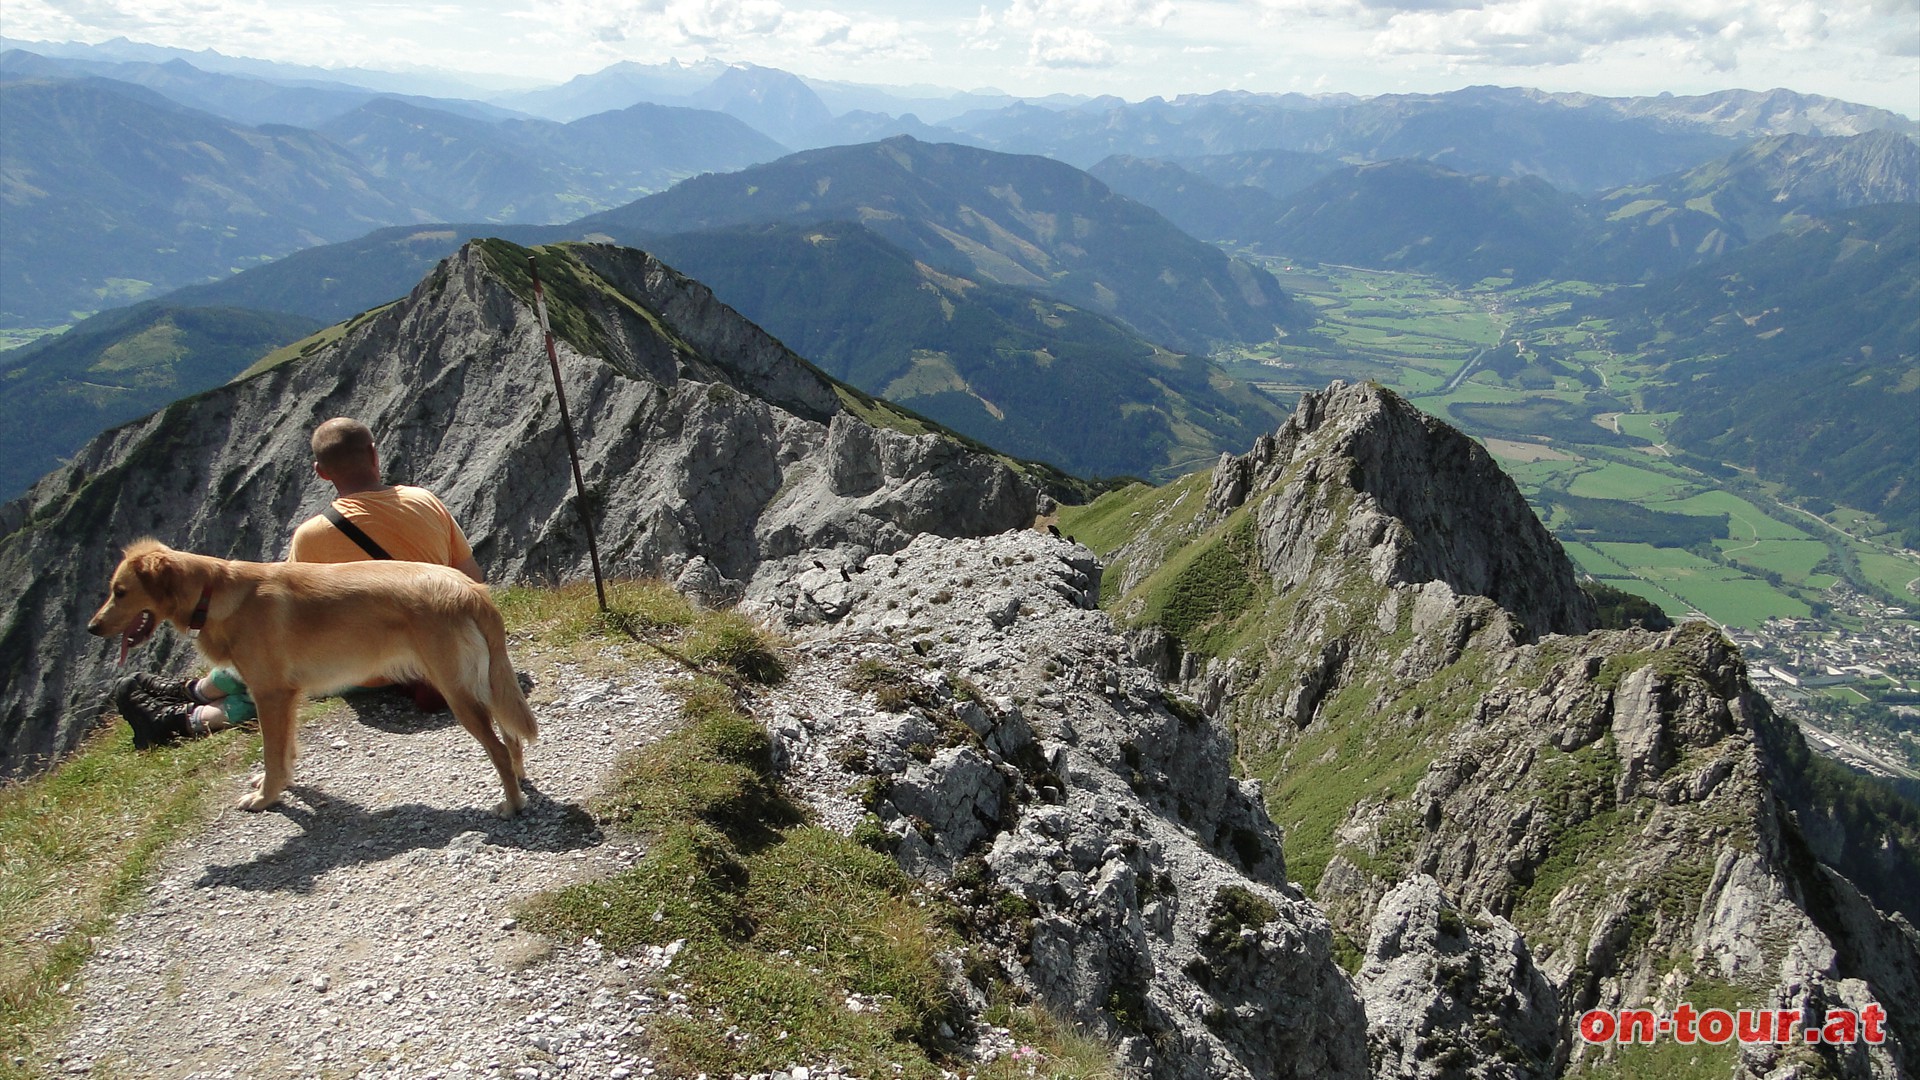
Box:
[196,782,600,894]
[330,686,461,735]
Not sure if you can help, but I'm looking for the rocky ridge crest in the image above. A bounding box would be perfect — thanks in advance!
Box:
[1093,382,1919,1078]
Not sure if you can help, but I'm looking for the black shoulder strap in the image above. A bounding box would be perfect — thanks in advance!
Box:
[322,504,392,560]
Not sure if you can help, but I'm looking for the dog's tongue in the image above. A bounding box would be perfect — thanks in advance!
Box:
[117,611,154,667]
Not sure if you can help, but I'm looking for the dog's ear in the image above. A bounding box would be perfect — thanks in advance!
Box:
[131,546,182,609]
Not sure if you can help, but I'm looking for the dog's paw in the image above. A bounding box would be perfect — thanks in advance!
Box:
[247,772,266,790]
[492,794,526,819]
[237,789,281,812]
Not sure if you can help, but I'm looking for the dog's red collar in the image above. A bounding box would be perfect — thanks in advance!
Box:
[188,585,213,637]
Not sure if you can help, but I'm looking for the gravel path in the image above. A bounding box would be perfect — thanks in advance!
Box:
[51,646,687,1080]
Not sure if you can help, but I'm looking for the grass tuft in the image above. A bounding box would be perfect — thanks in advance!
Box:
[494,578,696,643]
[683,610,788,685]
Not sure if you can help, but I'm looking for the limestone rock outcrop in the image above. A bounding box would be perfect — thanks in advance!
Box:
[1185,380,1596,642]
[1358,874,1560,1079]
[752,529,1368,1079]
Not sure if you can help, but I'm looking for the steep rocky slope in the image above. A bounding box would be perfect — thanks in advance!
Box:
[750,529,1368,1078]
[1077,382,1920,1078]
[0,239,1060,777]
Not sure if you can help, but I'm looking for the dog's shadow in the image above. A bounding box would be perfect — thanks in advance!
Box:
[329,686,461,734]
[196,783,602,895]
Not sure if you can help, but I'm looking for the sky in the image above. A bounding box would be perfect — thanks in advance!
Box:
[5,0,1918,116]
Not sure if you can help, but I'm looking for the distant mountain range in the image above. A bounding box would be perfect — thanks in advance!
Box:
[1583,130,1920,279]
[1272,161,1592,284]
[941,87,1731,190]
[0,47,517,128]
[316,96,787,222]
[496,58,1024,128]
[579,135,1307,353]
[643,222,1288,479]
[0,35,531,99]
[1100,130,1918,286]
[940,85,1916,191]
[0,77,428,326]
[7,41,1915,331]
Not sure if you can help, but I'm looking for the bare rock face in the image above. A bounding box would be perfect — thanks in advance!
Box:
[0,240,1040,777]
[1358,875,1560,1080]
[1192,381,1595,642]
[752,529,1368,1080]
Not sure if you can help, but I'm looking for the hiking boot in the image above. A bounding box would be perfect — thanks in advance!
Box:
[113,676,195,750]
[126,671,200,703]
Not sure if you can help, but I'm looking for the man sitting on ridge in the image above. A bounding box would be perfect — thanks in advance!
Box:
[114,417,484,745]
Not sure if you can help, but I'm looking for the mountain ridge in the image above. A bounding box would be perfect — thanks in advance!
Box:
[642,221,1289,480]
[1072,381,1920,1077]
[0,76,428,327]
[578,135,1307,353]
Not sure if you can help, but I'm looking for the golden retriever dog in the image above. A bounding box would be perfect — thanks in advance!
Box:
[87,539,538,817]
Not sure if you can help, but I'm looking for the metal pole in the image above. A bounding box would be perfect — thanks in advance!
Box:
[527,255,609,613]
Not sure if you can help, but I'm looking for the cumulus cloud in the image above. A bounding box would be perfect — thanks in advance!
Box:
[537,0,783,47]
[1029,25,1120,66]
[1002,0,1177,27]
[523,0,925,62]
[784,9,932,60]
[1367,0,1847,70]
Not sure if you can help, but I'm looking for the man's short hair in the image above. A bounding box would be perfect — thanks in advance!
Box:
[312,418,377,473]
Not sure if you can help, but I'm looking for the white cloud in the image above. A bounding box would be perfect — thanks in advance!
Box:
[784,9,932,60]
[534,0,784,47]
[1029,26,1119,66]
[1002,0,1177,28]
[1367,0,1852,70]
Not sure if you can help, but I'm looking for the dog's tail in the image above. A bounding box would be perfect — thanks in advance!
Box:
[480,603,538,744]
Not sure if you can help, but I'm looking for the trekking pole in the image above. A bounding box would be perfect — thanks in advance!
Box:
[527,254,609,613]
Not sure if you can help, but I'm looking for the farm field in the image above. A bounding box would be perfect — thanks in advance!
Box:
[1716,539,1833,584]
[1656,491,1809,541]
[1860,552,1920,605]
[1233,261,1920,631]
[1565,460,1694,502]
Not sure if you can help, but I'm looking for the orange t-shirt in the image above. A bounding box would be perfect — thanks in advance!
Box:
[288,485,473,568]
